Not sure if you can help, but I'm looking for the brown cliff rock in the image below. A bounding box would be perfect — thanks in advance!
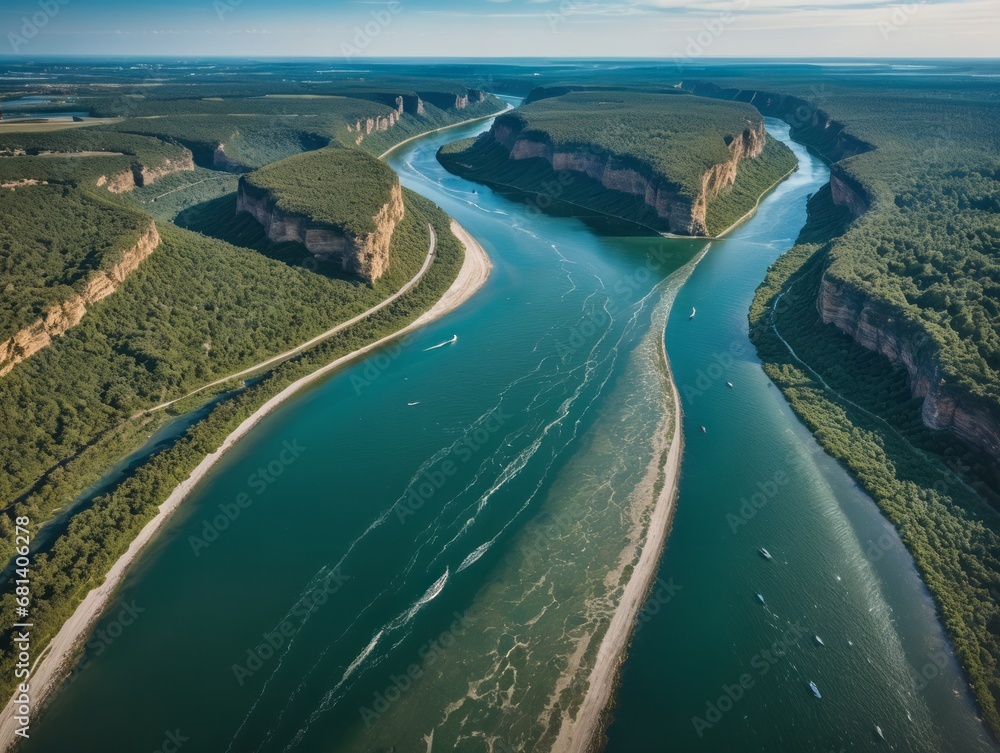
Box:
[99,151,195,193]
[0,223,161,376]
[489,119,766,236]
[236,180,403,282]
[818,273,1000,462]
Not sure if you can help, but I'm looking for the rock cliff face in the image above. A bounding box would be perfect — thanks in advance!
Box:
[236,180,404,282]
[348,107,403,146]
[818,273,1000,463]
[487,117,766,235]
[680,81,874,218]
[212,143,245,172]
[97,151,195,193]
[0,223,161,377]
[828,164,870,220]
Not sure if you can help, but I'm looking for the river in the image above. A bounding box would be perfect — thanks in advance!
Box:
[21,107,996,753]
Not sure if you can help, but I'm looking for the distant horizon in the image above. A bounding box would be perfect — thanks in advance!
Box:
[2,0,996,58]
[2,55,1000,61]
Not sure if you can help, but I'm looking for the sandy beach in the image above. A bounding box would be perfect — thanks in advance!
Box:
[0,220,491,751]
[551,247,711,753]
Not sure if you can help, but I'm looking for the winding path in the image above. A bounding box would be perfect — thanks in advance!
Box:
[141,223,437,415]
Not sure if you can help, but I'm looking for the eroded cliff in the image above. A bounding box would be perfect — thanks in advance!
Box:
[0,222,161,376]
[97,151,195,193]
[236,179,404,282]
[487,116,767,235]
[818,273,1000,463]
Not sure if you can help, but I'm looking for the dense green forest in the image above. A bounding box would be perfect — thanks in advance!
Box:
[241,147,398,236]
[438,90,796,236]
[0,129,191,188]
[498,67,1000,737]
[0,76,502,542]
[749,185,1000,737]
[89,90,502,169]
[490,91,769,191]
[0,186,150,340]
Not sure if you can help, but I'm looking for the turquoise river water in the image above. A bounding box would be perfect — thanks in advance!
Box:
[22,107,997,753]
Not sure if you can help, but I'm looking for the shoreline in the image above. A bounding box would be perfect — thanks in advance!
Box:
[443,162,797,243]
[553,246,710,753]
[558,154,797,749]
[709,162,798,240]
[377,105,512,161]
[0,220,491,751]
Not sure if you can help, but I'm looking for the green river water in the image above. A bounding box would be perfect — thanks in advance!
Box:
[22,107,997,753]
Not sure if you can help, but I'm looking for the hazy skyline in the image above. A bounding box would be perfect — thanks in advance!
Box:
[2,0,997,59]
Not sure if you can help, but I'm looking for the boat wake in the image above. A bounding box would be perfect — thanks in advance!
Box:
[424,334,458,351]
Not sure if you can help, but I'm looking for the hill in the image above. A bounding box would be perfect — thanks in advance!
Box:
[438,90,796,236]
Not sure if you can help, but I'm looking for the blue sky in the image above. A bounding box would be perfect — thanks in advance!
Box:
[3,0,997,58]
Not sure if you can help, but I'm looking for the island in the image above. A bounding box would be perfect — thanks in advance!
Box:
[437,89,796,237]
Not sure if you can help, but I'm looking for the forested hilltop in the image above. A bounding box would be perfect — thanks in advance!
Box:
[0,67,503,705]
[437,89,796,236]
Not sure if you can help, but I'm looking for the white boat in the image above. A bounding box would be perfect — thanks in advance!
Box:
[759,548,772,560]
[407,401,420,406]
[757,593,765,604]
[814,635,825,646]
[700,425,707,434]
[689,307,696,319]
[875,725,885,740]
[423,334,458,351]
[726,381,734,388]
[809,680,821,699]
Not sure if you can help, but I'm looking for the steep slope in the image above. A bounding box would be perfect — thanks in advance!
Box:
[438,90,796,236]
[237,148,404,282]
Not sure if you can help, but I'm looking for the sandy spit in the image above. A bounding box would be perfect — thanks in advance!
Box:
[551,247,712,753]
